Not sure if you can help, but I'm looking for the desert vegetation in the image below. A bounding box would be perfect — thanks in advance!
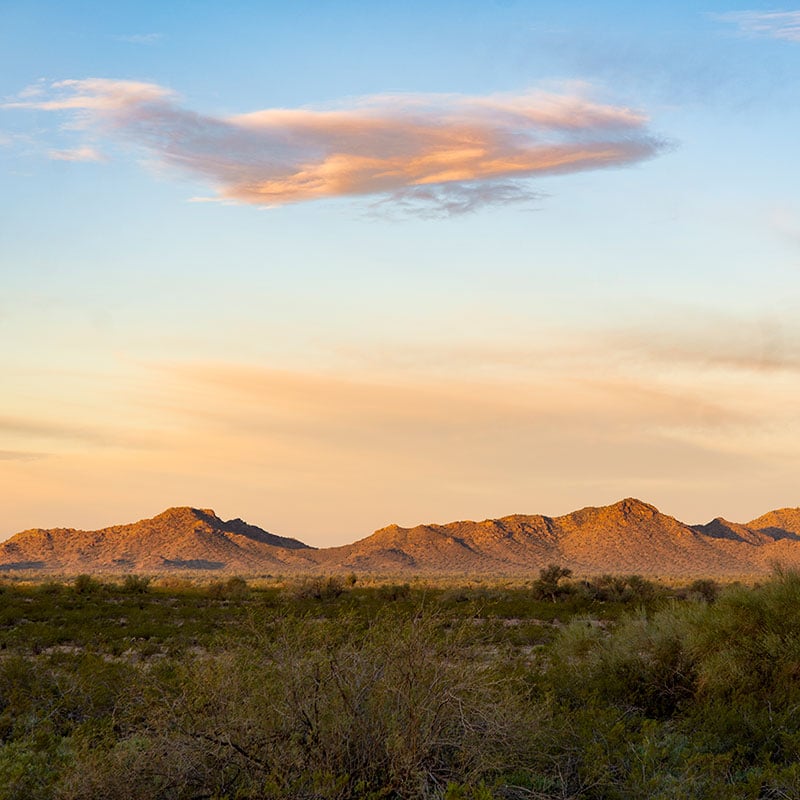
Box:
[1,568,799,798]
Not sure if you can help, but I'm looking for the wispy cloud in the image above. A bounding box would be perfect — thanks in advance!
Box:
[0,450,46,461]
[5,78,666,214]
[114,33,164,45]
[608,314,800,375]
[48,145,104,162]
[17,82,47,100]
[144,359,768,521]
[370,181,545,218]
[6,79,173,112]
[714,10,800,42]
[0,413,157,450]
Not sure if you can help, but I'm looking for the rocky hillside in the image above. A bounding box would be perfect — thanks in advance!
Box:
[0,507,315,573]
[315,498,800,576]
[3,498,800,576]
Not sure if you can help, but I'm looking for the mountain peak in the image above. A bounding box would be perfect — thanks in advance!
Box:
[611,498,659,516]
[152,507,217,522]
[747,507,800,540]
[561,498,662,529]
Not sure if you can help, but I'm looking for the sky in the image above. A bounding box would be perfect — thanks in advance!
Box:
[1,1,800,545]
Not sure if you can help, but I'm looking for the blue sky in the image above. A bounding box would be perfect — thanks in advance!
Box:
[2,2,800,543]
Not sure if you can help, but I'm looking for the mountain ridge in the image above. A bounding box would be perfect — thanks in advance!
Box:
[3,499,800,576]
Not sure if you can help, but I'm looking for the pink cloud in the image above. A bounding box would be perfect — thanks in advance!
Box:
[48,145,105,162]
[714,10,800,43]
[17,79,174,111]
[11,78,665,214]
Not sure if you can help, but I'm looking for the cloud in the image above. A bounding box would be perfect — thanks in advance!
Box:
[6,78,666,214]
[0,414,105,443]
[0,450,46,461]
[6,79,174,112]
[48,145,104,162]
[714,10,800,42]
[114,33,164,45]
[0,130,33,148]
[608,314,800,375]
[370,181,545,218]
[0,413,157,450]
[155,359,750,464]
[17,82,47,100]
[1,352,795,544]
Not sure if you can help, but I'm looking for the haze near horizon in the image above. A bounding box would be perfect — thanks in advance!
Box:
[2,2,799,547]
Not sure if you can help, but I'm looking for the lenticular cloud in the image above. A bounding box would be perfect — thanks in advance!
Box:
[13,78,665,213]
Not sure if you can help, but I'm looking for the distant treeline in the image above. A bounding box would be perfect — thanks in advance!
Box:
[0,569,798,798]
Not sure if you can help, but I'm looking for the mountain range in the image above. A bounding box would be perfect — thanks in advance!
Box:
[3,498,800,576]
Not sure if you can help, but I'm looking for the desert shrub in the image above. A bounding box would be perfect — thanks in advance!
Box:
[121,575,150,594]
[625,574,657,601]
[73,575,102,595]
[205,576,249,600]
[153,577,197,593]
[289,575,345,601]
[0,653,143,800]
[548,606,697,718]
[35,581,64,596]
[0,735,68,800]
[0,656,49,741]
[58,733,203,800]
[0,653,136,741]
[673,570,800,771]
[602,609,697,717]
[223,575,249,599]
[579,574,658,603]
[531,565,573,602]
[376,582,411,601]
[587,574,630,602]
[442,781,495,800]
[687,578,719,603]
[534,573,800,794]
[65,612,535,799]
[688,571,800,703]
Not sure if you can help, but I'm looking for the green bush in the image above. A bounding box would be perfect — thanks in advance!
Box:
[580,573,658,603]
[0,736,68,800]
[376,582,411,601]
[687,578,719,603]
[289,575,345,601]
[121,575,151,594]
[531,565,573,602]
[65,612,534,799]
[206,576,249,600]
[73,575,101,595]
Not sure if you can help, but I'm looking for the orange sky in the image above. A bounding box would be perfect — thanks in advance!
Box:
[3,3,800,544]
